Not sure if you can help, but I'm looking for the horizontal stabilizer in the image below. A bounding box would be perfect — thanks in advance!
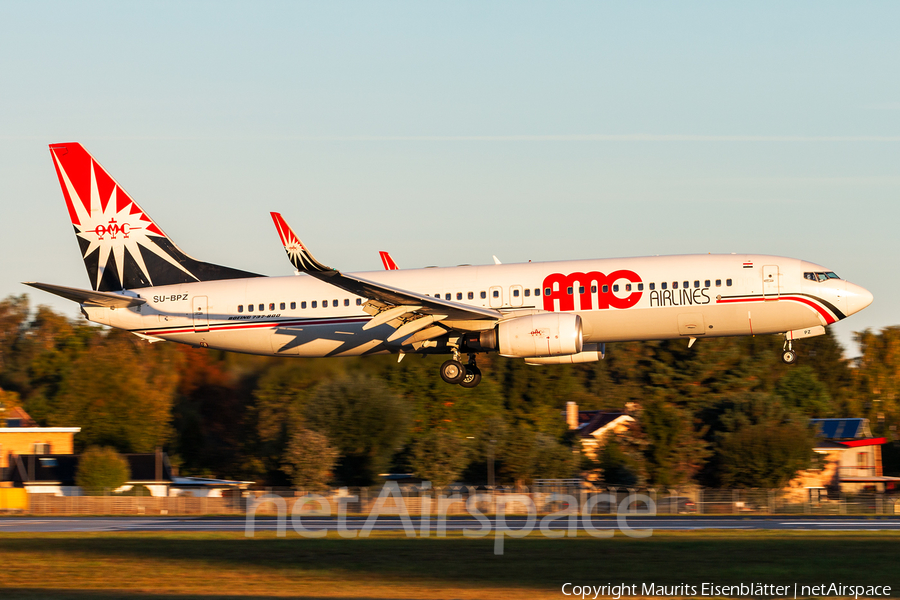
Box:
[23,282,146,308]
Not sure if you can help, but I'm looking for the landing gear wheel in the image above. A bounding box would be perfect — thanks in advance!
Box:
[459,365,482,388]
[440,359,466,384]
[782,350,797,364]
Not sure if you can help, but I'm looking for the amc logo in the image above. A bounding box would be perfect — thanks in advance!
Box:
[88,218,139,240]
[542,270,643,311]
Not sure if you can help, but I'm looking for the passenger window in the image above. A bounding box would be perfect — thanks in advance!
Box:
[238,305,243,313]
[694,281,699,288]
[468,292,474,300]
[344,299,350,306]
[333,300,338,307]
[290,302,296,310]
[280,302,286,310]
[322,300,327,307]
[638,283,644,291]
[513,289,520,297]
[716,279,721,287]
[301,301,307,309]
[267,303,273,311]
[483,291,489,299]
[567,287,573,295]
[613,284,619,292]
[492,290,499,298]
[683,281,689,289]
[457,293,462,300]
[661,282,667,290]
[579,286,585,294]
[534,288,540,296]
[726,279,732,287]
[523,289,530,297]
[673,282,678,289]
[649,283,655,290]
[704,280,710,287]
[602,285,609,293]
[543,288,550,296]
[248,304,254,312]
[445,293,451,300]
[311,301,317,308]
[625,284,631,292]
[259,304,264,311]
[356,298,362,306]
[591,285,597,293]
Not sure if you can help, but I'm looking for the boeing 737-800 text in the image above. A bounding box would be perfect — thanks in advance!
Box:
[26,143,874,387]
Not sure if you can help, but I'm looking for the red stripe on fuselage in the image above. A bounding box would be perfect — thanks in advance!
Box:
[715,295,836,324]
[143,316,370,336]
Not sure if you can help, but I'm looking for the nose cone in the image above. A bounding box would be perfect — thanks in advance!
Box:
[844,282,874,316]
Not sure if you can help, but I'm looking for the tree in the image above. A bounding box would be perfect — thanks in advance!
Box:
[598,436,641,486]
[51,330,182,453]
[717,422,815,488]
[75,446,131,493]
[774,366,832,417]
[305,374,410,486]
[409,428,471,487]
[281,428,339,490]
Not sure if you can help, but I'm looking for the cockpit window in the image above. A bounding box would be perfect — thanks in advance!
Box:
[805,271,841,282]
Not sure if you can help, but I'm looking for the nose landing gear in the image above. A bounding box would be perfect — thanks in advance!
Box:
[782,339,797,364]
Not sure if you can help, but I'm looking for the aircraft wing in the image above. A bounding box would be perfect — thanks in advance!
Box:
[270,213,502,326]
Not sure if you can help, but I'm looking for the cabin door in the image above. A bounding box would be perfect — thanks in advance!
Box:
[192,296,209,332]
[762,265,780,299]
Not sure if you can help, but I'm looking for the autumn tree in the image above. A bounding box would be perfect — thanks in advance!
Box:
[51,330,182,453]
[281,428,339,490]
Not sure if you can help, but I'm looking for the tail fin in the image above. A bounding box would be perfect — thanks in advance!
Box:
[49,143,261,291]
[379,251,399,270]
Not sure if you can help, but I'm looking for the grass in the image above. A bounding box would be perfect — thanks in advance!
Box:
[0,531,898,599]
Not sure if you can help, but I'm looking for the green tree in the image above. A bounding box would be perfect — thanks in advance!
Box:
[774,366,832,416]
[409,427,470,487]
[281,428,339,490]
[75,446,131,493]
[598,436,641,486]
[717,422,815,488]
[305,374,410,486]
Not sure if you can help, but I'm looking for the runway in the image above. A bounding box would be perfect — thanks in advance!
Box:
[3,515,900,533]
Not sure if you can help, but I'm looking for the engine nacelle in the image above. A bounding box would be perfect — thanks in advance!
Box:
[497,313,583,358]
[525,343,605,365]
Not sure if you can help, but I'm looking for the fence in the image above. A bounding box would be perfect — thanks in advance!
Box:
[15,484,900,516]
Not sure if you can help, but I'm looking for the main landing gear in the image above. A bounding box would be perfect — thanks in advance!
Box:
[440,352,482,388]
[782,339,797,364]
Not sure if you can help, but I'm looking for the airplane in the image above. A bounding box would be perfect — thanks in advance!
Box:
[26,142,874,388]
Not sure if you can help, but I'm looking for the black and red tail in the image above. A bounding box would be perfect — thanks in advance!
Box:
[49,143,260,291]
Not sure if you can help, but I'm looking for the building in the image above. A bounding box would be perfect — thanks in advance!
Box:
[784,418,900,501]
[565,401,635,461]
[0,407,80,486]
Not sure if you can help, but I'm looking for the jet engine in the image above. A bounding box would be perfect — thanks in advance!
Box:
[458,313,584,358]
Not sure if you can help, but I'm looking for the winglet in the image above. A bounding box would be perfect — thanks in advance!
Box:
[270,212,332,273]
[379,251,399,270]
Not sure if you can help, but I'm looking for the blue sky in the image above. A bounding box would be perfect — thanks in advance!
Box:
[1,1,897,355]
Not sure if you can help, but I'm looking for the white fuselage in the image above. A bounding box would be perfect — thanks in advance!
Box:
[84,253,871,358]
